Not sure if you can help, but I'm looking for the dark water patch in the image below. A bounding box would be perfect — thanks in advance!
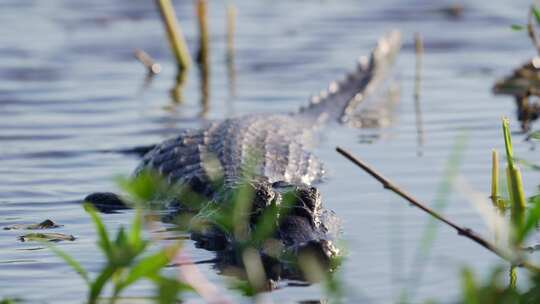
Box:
[0,47,31,58]
[0,134,74,141]
[16,247,45,251]
[0,259,39,264]
[0,150,84,161]
[0,66,63,82]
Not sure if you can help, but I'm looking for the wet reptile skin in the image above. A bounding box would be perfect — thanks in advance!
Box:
[84,32,401,271]
[135,31,401,197]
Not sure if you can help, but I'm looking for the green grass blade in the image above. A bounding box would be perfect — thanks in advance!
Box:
[117,170,171,206]
[533,6,540,25]
[461,268,479,304]
[518,194,540,242]
[491,149,500,209]
[511,24,525,31]
[529,131,540,140]
[148,275,194,304]
[49,245,90,285]
[84,203,113,260]
[502,118,514,171]
[128,208,143,251]
[88,265,115,304]
[502,119,527,235]
[119,245,179,290]
[401,134,467,301]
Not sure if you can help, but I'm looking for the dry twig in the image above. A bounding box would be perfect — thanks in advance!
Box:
[336,146,540,272]
[134,49,162,75]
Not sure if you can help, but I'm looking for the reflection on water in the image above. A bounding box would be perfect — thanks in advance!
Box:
[1,0,540,303]
[198,61,210,117]
[170,68,188,104]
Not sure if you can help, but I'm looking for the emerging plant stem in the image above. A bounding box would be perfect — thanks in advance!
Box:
[226,3,237,64]
[528,5,540,57]
[502,118,527,231]
[491,149,502,211]
[335,146,540,272]
[156,0,192,71]
[196,0,209,65]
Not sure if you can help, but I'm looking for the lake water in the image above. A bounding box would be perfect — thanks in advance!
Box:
[1,0,539,303]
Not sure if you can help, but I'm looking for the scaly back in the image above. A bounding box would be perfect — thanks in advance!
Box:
[298,30,401,124]
[135,31,401,196]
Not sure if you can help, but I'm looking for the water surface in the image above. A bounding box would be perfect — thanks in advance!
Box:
[1,0,539,303]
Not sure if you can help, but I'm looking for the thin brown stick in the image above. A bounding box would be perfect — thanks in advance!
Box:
[528,5,540,57]
[336,146,540,272]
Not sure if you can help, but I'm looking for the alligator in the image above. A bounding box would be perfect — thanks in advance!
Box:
[86,31,401,281]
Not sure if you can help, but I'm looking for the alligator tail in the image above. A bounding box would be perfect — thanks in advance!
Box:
[299,30,402,124]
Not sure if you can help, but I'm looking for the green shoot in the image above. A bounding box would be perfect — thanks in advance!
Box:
[511,24,525,31]
[502,118,527,239]
[49,202,188,304]
[529,131,540,140]
[533,6,540,25]
[49,245,90,285]
[491,149,504,212]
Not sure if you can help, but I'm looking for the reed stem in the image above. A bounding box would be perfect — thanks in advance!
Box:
[502,118,526,232]
[156,0,192,71]
[491,149,501,209]
[196,0,209,65]
[527,5,540,57]
[510,265,518,289]
[226,3,237,64]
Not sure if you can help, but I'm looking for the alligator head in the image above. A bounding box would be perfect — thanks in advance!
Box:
[260,181,341,267]
[190,178,341,275]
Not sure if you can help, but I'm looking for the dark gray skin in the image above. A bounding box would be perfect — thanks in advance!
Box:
[187,179,341,260]
[85,31,401,280]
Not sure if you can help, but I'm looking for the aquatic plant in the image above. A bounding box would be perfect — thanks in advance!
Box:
[338,116,540,303]
[156,0,192,71]
[50,201,192,304]
[46,164,343,303]
[511,5,540,55]
[431,118,540,303]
